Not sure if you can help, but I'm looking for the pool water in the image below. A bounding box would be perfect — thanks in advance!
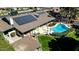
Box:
[51,23,69,33]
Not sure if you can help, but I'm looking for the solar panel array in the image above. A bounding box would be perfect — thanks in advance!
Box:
[14,15,37,25]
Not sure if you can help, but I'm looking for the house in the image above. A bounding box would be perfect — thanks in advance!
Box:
[0,11,54,51]
[72,22,79,36]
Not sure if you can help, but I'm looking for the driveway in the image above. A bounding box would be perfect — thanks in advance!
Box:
[12,36,40,51]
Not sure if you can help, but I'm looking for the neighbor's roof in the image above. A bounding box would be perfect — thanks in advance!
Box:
[73,22,79,26]
[12,12,54,33]
[0,19,13,32]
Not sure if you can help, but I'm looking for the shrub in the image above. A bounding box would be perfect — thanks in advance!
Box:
[10,32,16,37]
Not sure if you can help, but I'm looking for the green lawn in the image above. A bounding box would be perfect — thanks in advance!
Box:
[38,35,55,51]
[67,31,79,41]
[38,30,79,51]
[0,33,14,51]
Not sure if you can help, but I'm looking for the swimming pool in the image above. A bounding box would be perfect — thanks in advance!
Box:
[51,23,69,33]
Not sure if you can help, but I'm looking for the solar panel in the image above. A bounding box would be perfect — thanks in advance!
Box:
[14,15,37,25]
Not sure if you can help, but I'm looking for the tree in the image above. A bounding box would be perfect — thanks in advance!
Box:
[32,7,38,12]
[48,36,79,51]
[60,7,78,19]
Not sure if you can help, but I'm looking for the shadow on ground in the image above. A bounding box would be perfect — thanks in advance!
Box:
[48,36,79,51]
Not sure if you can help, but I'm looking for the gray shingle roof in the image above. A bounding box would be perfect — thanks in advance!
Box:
[73,22,79,26]
[0,19,13,32]
[0,12,55,33]
[13,13,54,33]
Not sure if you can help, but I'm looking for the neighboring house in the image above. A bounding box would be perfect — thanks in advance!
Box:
[0,11,54,51]
[72,22,79,36]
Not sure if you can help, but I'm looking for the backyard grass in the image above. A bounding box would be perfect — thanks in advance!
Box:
[38,35,55,51]
[0,33,14,51]
[67,31,79,41]
[38,30,79,51]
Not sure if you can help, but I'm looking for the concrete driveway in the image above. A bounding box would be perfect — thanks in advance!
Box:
[12,36,40,51]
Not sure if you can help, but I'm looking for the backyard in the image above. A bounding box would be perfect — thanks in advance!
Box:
[38,35,56,51]
[38,30,79,51]
[67,31,79,41]
[0,33,14,51]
